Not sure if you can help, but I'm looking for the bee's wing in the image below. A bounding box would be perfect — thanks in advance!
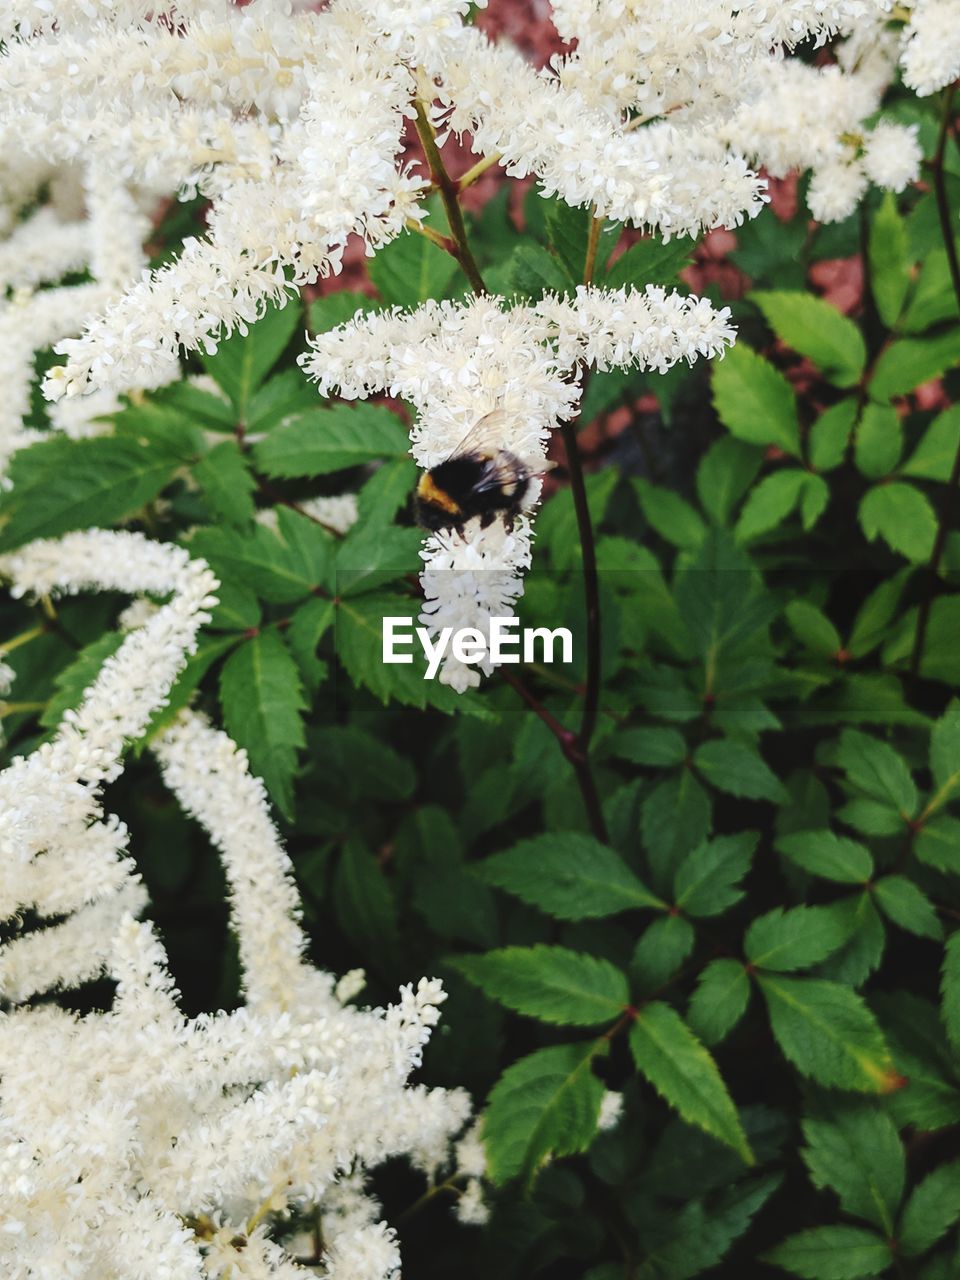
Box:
[444,409,513,462]
[446,409,556,475]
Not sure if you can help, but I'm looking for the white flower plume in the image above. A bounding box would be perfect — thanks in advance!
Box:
[301,286,735,690]
[1,0,923,418]
[900,0,960,96]
[0,531,470,1279]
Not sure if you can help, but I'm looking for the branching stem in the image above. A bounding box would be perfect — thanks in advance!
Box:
[412,92,488,294]
[458,151,502,191]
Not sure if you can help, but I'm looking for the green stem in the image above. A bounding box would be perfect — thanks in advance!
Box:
[394,1176,461,1227]
[0,624,45,655]
[560,416,602,751]
[413,95,487,295]
[457,151,502,191]
[405,217,453,253]
[583,210,603,285]
[0,701,46,717]
[910,82,960,680]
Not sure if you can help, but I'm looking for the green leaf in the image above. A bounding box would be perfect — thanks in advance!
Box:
[152,381,236,432]
[642,771,713,884]
[902,245,960,333]
[766,1225,891,1278]
[631,915,695,991]
[712,344,801,457]
[507,241,571,296]
[285,596,333,691]
[629,1003,753,1163]
[455,946,629,1026]
[334,522,422,596]
[818,894,887,989]
[248,375,319,438]
[809,399,857,473]
[869,330,960,400]
[751,290,866,388]
[483,1041,607,1186]
[200,296,300,414]
[910,597,960,684]
[848,568,912,658]
[0,436,180,552]
[635,478,707,549]
[333,591,485,715]
[333,836,400,969]
[252,404,409,478]
[915,814,960,874]
[687,959,751,1046]
[901,405,960,481]
[608,726,687,767]
[193,440,256,526]
[312,725,414,804]
[898,1160,960,1257]
[871,876,942,940]
[802,1107,905,1233]
[604,237,694,289]
[785,600,842,655]
[368,226,459,305]
[835,729,918,819]
[776,830,873,883]
[358,456,417,525]
[758,975,899,1093]
[219,629,306,818]
[800,473,829,530]
[639,1174,783,1279]
[929,698,960,808]
[869,192,911,328]
[308,290,375,334]
[112,401,203,456]
[943,933,960,1052]
[189,507,333,603]
[696,437,763,525]
[546,204,614,281]
[675,530,776,660]
[207,581,261,632]
[855,402,903,479]
[746,906,853,972]
[733,470,803,543]
[477,833,666,918]
[859,481,937,563]
[694,739,786,802]
[39,631,124,729]
[673,832,757,918]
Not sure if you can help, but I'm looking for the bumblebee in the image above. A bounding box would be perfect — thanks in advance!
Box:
[415,410,555,535]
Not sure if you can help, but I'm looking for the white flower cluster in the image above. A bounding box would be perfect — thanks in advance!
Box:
[720,22,924,224]
[0,162,162,481]
[301,286,735,690]
[0,531,471,1279]
[1,0,460,406]
[436,0,924,233]
[0,0,934,422]
[900,0,960,96]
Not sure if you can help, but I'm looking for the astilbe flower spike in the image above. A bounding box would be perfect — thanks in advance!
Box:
[0,532,471,1279]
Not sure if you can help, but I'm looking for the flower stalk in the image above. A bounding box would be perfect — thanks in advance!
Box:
[412,93,488,294]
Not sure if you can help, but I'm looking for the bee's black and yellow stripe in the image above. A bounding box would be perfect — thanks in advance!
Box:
[416,471,463,516]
